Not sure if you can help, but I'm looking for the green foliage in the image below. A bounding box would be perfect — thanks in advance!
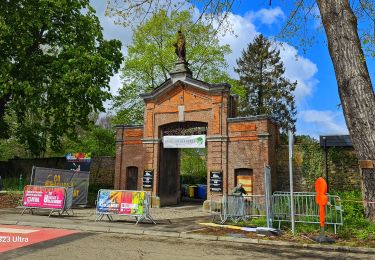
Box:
[0,138,27,161]
[0,116,116,159]
[280,191,375,240]
[1,177,19,191]
[332,191,374,241]
[180,148,207,184]
[294,136,360,192]
[0,0,123,156]
[111,9,231,125]
[234,34,297,133]
[236,217,267,227]
[59,124,116,157]
[296,136,325,190]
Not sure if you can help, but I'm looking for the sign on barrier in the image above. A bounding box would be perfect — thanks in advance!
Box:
[23,185,65,209]
[21,185,74,217]
[96,189,156,224]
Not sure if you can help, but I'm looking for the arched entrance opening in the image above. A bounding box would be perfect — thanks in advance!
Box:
[158,121,208,206]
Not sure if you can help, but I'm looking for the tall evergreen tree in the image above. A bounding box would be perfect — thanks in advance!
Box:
[235,34,297,133]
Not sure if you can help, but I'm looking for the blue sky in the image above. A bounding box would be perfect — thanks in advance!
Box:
[90,0,375,138]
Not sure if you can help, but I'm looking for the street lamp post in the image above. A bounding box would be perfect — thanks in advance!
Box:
[323,137,329,193]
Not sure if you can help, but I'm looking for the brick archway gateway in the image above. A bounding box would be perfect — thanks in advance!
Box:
[115,61,279,207]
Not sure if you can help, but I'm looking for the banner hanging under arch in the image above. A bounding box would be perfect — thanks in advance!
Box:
[163,135,205,148]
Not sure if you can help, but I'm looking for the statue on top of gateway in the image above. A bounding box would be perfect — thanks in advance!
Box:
[173,30,186,61]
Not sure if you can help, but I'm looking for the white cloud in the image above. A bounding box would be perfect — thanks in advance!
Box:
[216,13,258,78]
[246,7,285,25]
[298,110,348,137]
[278,43,319,103]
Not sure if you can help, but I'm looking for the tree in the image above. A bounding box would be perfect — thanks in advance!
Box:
[106,0,236,29]
[61,125,116,157]
[235,34,297,133]
[0,113,116,160]
[315,0,375,220]
[180,148,207,180]
[112,10,231,124]
[0,0,123,156]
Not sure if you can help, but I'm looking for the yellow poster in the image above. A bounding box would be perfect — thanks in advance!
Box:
[237,175,252,195]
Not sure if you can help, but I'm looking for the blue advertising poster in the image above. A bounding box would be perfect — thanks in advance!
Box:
[97,190,111,212]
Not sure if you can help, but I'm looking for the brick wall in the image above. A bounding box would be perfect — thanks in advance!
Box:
[227,117,278,195]
[115,126,145,190]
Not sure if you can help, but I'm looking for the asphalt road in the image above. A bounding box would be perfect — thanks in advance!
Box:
[1,232,373,260]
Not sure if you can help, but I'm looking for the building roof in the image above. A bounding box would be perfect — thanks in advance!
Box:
[319,135,353,148]
[139,61,231,101]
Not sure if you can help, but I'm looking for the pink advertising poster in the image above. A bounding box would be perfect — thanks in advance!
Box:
[119,191,133,214]
[23,186,65,209]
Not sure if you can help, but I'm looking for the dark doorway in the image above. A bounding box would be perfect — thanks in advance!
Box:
[126,166,138,190]
[158,147,180,206]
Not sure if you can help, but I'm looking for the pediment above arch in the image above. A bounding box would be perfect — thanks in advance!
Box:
[140,76,231,104]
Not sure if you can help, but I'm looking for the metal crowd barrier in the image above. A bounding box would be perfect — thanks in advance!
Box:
[21,185,74,217]
[210,194,266,224]
[273,191,343,233]
[95,189,156,224]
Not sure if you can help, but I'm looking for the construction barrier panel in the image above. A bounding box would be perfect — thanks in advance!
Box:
[95,189,156,224]
[21,185,74,217]
[210,194,266,224]
[272,191,343,233]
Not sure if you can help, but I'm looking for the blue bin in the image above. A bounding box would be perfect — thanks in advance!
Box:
[197,184,207,199]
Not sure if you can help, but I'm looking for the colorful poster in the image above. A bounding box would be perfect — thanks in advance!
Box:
[97,190,122,213]
[97,190,146,215]
[109,191,122,212]
[65,152,92,172]
[119,191,133,214]
[23,185,65,209]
